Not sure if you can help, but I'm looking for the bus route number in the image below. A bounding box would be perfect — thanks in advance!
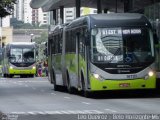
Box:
[126,74,137,79]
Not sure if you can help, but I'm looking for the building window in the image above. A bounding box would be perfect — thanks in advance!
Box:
[93,10,97,13]
[66,11,72,13]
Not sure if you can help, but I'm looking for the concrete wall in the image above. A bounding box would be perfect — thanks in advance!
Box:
[1,27,13,46]
[13,29,47,42]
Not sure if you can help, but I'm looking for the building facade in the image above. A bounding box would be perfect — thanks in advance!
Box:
[144,2,160,40]
[0,27,13,47]
[49,7,97,25]
[38,9,49,26]
[13,0,49,26]
[23,0,32,24]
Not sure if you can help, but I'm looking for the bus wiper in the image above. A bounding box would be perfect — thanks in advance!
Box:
[101,35,109,39]
[107,48,121,63]
[101,35,115,39]
[127,52,140,63]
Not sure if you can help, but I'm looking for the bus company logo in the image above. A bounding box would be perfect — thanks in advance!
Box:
[20,63,25,67]
[118,70,130,73]
[117,65,131,68]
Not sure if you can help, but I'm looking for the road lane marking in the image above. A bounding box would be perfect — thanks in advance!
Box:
[82,102,91,105]
[64,97,71,99]
[27,112,36,115]
[66,110,77,114]
[17,81,48,83]
[9,109,104,115]
[105,109,117,113]
[87,110,104,114]
[10,112,26,114]
[51,93,56,95]
[60,111,71,114]
[37,112,46,115]
[44,111,61,114]
[45,111,62,114]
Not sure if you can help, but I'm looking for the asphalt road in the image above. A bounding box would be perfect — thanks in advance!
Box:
[0,77,160,120]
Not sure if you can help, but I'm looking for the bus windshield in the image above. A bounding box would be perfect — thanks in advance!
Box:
[10,47,35,63]
[91,27,154,64]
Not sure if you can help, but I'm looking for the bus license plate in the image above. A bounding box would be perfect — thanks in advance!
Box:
[119,83,130,88]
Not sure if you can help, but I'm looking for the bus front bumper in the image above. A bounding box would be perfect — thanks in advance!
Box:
[90,76,156,91]
[9,68,36,75]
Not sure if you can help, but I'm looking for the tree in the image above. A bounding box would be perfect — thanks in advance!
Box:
[0,0,16,18]
[10,18,24,28]
[32,32,48,44]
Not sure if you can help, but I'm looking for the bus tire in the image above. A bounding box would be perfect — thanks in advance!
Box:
[52,70,59,91]
[20,75,24,78]
[3,74,6,78]
[9,74,13,78]
[156,78,160,92]
[66,71,74,94]
[54,82,59,91]
[81,73,91,98]
[29,75,34,78]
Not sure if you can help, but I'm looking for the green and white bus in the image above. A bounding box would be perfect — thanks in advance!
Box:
[2,42,37,78]
[48,13,157,97]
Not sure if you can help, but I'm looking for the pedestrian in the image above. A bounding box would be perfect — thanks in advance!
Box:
[43,60,48,76]
[38,62,42,77]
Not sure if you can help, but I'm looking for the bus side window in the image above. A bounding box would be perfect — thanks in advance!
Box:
[84,28,90,45]
[79,28,85,58]
[154,32,159,45]
[7,50,10,57]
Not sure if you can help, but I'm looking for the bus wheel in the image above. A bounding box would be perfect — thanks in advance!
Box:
[3,74,6,78]
[9,75,13,78]
[83,85,91,98]
[54,82,59,91]
[81,75,91,98]
[66,72,74,94]
[20,75,25,78]
[52,72,58,91]
[156,78,160,92]
[29,75,34,78]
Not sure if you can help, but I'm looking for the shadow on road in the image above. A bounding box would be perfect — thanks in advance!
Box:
[87,90,160,99]
[52,86,160,99]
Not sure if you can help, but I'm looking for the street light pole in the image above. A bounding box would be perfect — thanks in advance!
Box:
[30,33,34,42]
[0,17,2,48]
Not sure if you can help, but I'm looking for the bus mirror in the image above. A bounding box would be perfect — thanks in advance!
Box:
[85,39,90,45]
[36,51,38,56]
[84,33,90,45]
[153,33,159,44]
[7,52,10,57]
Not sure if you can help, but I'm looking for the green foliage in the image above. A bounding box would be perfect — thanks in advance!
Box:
[32,32,48,44]
[10,18,33,29]
[10,18,24,28]
[10,18,49,29]
[0,0,16,18]
[39,24,49,29]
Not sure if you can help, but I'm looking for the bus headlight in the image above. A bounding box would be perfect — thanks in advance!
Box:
[144,71,154,80]
[93,74,99,79]
[148,71,154,77]
[10,66,13,69]
[93,73,105,81]
[32,66,36,69]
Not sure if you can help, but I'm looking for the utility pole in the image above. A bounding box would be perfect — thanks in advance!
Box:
[0,17,2,48]
[30,34,34,42]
